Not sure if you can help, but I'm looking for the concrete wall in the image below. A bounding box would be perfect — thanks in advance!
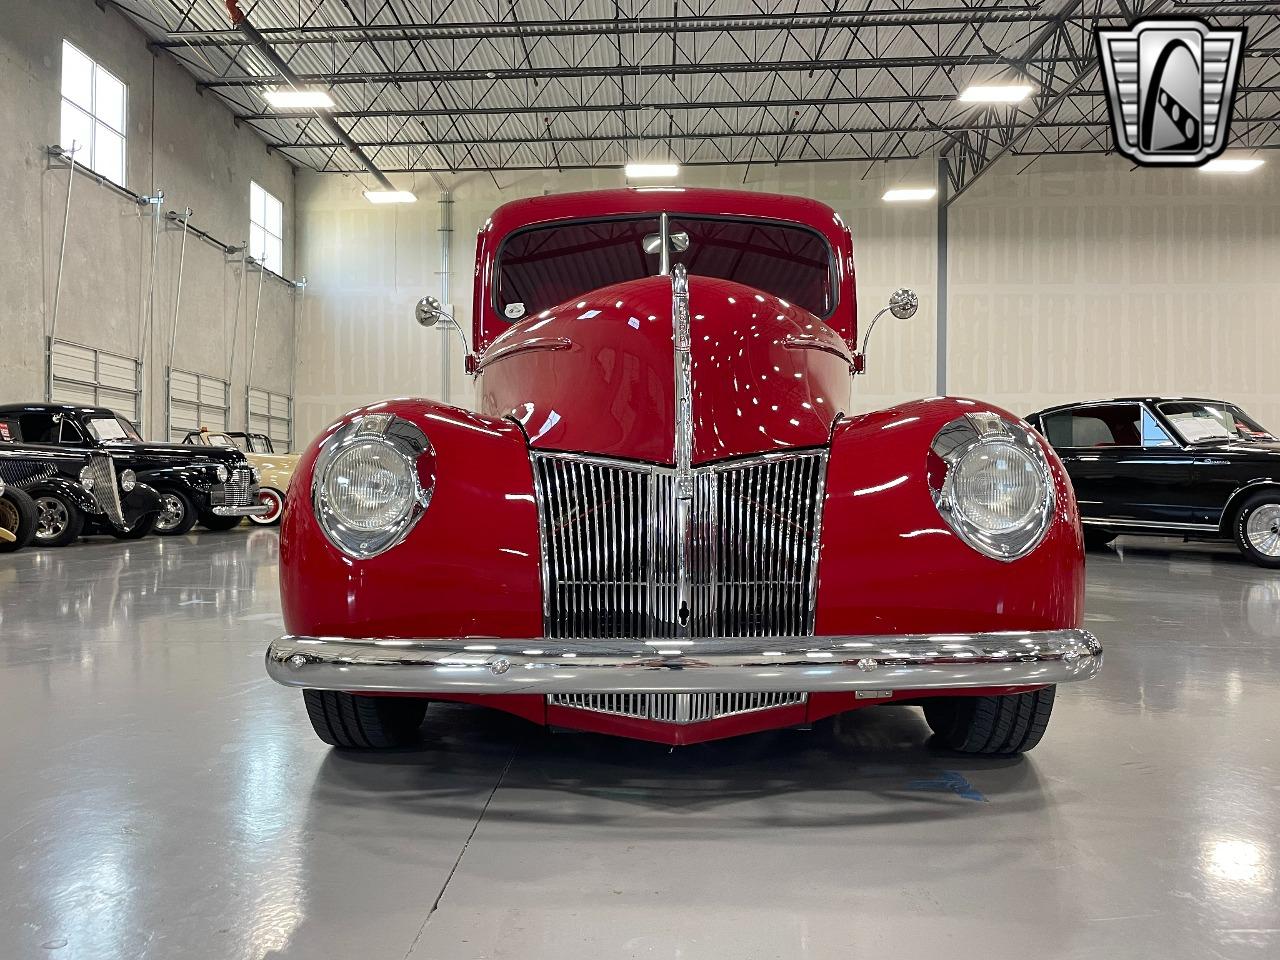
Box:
[0,0,298,440]
[295,153,1280,445]
[294,163,937,441]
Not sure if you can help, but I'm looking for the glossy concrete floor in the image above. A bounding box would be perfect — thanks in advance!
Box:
[0,531,1276,960]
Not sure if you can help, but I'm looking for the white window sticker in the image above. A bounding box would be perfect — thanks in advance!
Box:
[504,302,526,320]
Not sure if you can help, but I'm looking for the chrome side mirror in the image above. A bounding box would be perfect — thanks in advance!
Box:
[889,288,918,320]
[415,296,447,328]
[854,288,919,375]
[413,296,479,375]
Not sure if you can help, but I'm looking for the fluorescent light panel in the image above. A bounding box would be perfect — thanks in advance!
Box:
[625,162,679,178]
[883,187,937,202]
[958,84,1033,103]
[363,190,418,204]
[1200,156,1265,173]
[262,88,335,109]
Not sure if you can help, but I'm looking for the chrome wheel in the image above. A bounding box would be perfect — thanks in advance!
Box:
[35,497,69,542]
[249,488,285,526]
[1245,503,1280,558]
[155,493,187,533]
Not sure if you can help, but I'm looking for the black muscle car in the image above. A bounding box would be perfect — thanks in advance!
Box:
[0,404,270,536]
[1026,398,1280,568]
[0,444,163,546]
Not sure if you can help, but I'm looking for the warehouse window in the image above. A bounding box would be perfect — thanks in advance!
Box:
[60,40,126,186]
[250,182,284,274]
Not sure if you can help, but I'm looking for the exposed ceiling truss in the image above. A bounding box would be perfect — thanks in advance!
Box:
[109,0,1280,196]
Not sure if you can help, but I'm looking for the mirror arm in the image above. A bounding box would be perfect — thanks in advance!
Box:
[854,306,892,375]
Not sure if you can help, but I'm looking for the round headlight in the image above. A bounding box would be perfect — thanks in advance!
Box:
[325,441,416,532]
[312,414,434,559]
[930,413,1055,561]
[215,464,230,483]
[950,443,1043,534]
[120,469,137,493]
[79,465,95,490]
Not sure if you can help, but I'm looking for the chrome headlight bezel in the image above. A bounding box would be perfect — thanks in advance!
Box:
[79,465,95,491]
[928,412,1055,562]
[312,413,435,559]
[215,464,230,483]
[120,469,137,493]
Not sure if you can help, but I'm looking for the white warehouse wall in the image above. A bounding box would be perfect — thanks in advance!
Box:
[0,0,298,440]
[296,153,1280,446]
[294,162,937,441]
[948,154,1280,429]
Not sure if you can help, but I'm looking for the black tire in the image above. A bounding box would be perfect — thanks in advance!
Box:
[0,488,38,553]
[32,491,86,547]
[153,489,198,536]
[248,488,285,526]
[198,512,244,532]
[1232,491,1280,569]
[302,690,428,749]
[1083,529,1117,551]
[112,512,159,540]
[923,686,1057,755]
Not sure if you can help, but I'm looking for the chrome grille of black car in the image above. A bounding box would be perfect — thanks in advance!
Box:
[549,692,808,724]
[86,453,124,526]
[532,450,827,639]
[212,467,254,508]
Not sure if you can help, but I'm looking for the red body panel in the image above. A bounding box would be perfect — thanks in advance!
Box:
[478,275,851,464]
[814,398,1084,636]
[280,400,542,640]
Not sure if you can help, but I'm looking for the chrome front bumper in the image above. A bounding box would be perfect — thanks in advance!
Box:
[266,629,1101,694]
[212,503,272,517]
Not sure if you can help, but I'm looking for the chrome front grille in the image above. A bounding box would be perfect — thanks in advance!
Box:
[549,692,807,724]
[533,450,826,639]
[86,453,124,526]
[212,467,254,508]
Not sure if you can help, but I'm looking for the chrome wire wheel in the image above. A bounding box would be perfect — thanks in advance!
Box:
[35,496,69,542]
[1245,503,1280,558]
[155,492,187,533]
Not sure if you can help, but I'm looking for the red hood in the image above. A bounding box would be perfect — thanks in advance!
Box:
[477,275,853,465]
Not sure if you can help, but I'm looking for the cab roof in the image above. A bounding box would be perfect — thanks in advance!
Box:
[485,187,849,245]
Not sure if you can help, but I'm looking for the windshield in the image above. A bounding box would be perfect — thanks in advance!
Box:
[246,435,273,454]
[495,215,835,320]
[86,416,141,443]
[203,433,239,449]
[1158,401,1274,443]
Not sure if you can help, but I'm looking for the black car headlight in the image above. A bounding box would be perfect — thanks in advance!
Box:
[79,465,95,490]
[120,469,137,493]
[312,414,435,559]
[928,412,1055,561]
[215,464,230,483]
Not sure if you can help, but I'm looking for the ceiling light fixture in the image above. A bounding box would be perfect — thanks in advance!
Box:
[624,162,679,178]
[262,88,335,109]
[363,190,418,204]
[883,187,937,203]
[957,84,1034,104]
[1200,155,1265,173]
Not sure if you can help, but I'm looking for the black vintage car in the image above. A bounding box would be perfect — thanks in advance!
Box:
[0,404,270,536]
[1026,397,1280,568]
[0,444,163,546]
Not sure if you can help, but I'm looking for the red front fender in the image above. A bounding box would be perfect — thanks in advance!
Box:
[814,397,1084,636]
[279,399,542,639]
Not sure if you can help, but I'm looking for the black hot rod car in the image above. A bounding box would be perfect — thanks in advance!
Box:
[0,404,270,536]
[0,443,163,546]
